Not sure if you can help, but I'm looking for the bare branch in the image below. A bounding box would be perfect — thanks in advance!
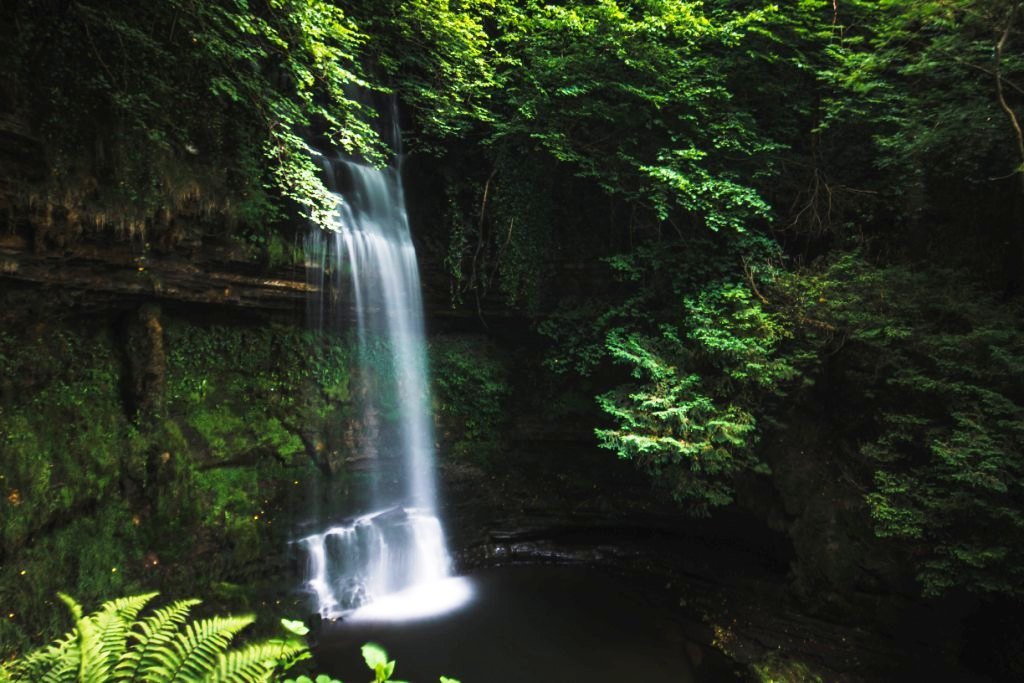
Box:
[952,57,1024,97]
[742,257,770,305]
[995,3,1024,194]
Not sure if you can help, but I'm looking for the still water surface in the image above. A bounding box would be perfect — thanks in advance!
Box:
[314,564,740,683]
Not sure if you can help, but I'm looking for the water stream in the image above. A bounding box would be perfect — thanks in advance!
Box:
[299,130,463,620]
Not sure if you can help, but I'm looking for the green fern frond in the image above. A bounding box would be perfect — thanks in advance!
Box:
[114,598,202,682]
[77,616,110,683]
[82,594,154,683]
[6,643,60,678]
[57,593,84,622]
[146,615,255,683]
[50,591,118,683]
[34,656,78,683]
[100,593,159,625]
[6,634,78,683]
[6,594,308,683]
[210,639,308,683]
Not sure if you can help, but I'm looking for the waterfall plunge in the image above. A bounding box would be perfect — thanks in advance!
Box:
[300,146,468,621]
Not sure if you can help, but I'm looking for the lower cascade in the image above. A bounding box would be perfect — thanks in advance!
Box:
[299,135,467,621]
[303,508,458,619]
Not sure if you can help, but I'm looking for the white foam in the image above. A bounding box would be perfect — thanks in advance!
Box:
[345,576,475,623]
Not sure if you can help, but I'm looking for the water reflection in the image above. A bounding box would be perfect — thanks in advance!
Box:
[315,564,740,683]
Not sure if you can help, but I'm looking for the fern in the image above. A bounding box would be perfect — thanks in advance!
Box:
[75,600,107,683]
[211,640,308,683]
[0,593,307,683]
[112,598,202,682]
[6,633,77,682]
[150,616,256,682]
[79,593,158,683]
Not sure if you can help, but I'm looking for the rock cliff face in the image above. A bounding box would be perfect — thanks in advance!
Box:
[0,232,314,309]
[0,115,272,302]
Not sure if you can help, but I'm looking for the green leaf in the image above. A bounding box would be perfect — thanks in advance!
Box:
[281,618,310,637]
[361,643,388,671]
[4,593,309,683]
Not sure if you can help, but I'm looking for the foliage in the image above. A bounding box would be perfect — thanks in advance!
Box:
[489,0,776,225]
[360,643,402,683]
[430,336,509,462]
[484,0,1023,600]
[0,504,141,659]
[164,323,332,465]
[534,228,802,512]
[1,0,1022,618]
[281,643,459,683]
[704,0,890,235]
[442,151,563,313]
[158,322,356,575]
[596,280,799,513]
[0,316,357,654]
[826,0,1024,193]
[778,254,1024,596]
[1,595,461,683]
[6,0,383,233]
[751,654,824,683]
[431,0,784,311]
[0,327,133,554]
[358,643,458,683]
[739,0,1024,264]
[0,592,306,682]
[342,0,500,146]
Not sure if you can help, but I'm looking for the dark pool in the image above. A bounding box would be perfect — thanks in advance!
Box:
[313,564,740,683]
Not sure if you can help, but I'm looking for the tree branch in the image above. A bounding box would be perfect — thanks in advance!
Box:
[952,56,1024,97]
[995,3,1024,195]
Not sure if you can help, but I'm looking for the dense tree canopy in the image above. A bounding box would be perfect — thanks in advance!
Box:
[3,0,387,235]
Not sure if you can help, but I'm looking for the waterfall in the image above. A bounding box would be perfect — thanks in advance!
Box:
[299,123,465,621]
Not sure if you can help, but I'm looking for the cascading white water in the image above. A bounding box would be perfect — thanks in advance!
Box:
[299,129,467,621]
[302,508,451,619]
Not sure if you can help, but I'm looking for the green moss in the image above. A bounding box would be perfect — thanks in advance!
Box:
[0,502,141,658]
[0,317,359,657]
[0,328,132,552]
[155,321,358,571]
[188,405,252,461]
[752,656,824,683]
[430,335,509,462]
[196,467,264,564]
